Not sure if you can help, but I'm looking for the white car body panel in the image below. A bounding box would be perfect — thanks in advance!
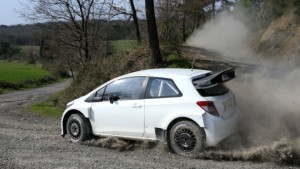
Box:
[203,110,238,146]
[90,99,144,137]
[61,68,238,146]
[144,97,206,139]
[64,97,91,118]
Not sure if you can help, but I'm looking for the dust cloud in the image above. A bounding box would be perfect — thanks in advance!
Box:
[186,13,249,60]
[186,11,300,165]
[215,69,300,164]
[81,12,300,165]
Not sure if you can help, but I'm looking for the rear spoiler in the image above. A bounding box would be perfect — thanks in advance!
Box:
[193,68,235,89]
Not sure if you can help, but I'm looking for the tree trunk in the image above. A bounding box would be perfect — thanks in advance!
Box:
[212,0,216,19]
[67,59,75,80]
[145,0,162,66]
[182,13,186,41]
[39,39,44,58]
[129,0,141,44]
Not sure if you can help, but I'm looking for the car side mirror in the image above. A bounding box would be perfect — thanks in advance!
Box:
[109,94,119,104]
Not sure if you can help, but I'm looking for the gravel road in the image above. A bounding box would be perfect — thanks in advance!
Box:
[0,80,298,169]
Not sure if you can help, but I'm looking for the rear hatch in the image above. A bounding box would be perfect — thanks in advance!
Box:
[193,68,236,119]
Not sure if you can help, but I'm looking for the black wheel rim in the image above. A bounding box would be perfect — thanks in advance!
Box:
[68,119,81,140]
[174,128,197,152]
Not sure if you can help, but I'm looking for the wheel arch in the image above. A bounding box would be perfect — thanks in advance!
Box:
[167,117,200,135]
[166,117,205,144]
[167,118,206,156]
[61,109,90,137]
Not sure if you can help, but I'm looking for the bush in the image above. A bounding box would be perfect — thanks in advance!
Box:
[239,0,295,28]
[258,0,294,27]
[57,46,152,108]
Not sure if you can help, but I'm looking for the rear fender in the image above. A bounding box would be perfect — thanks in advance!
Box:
[160,113,205,131]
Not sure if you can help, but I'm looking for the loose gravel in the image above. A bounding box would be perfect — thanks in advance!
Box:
[0,80,298,169]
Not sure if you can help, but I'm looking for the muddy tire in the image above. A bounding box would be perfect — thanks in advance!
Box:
[66,114,92,143]
[169,121,205,157]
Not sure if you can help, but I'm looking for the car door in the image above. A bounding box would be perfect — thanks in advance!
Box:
[90,77,146,137]
[144,77,183,138]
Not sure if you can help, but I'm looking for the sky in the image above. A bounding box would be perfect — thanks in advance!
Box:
[0,0,236,26]
[0,0,140,26]
[0,0,27,26]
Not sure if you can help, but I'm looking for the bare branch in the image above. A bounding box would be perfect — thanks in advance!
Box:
[22,0,111,70]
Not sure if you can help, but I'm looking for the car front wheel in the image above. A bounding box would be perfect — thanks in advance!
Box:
[169,120,205,157]
[66,114,92,143]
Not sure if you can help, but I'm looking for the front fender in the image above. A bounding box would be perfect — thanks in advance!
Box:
[60,106,91,137]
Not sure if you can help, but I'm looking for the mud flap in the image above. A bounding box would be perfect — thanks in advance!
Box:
[155,128,167,142]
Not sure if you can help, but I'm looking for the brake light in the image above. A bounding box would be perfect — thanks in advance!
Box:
[197,101,219,117]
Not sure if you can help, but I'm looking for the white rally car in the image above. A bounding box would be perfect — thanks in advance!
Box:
[61,68,238,157]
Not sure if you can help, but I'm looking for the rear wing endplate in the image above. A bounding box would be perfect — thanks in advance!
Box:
[193,68,235,89]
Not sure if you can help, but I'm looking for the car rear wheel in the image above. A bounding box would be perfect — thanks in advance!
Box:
[66,114,92,143]
[169,120,205,157]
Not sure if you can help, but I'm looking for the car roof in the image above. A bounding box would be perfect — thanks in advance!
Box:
[126,68,211,78]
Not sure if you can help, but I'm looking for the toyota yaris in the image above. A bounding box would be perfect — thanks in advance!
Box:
[61,68,238,157]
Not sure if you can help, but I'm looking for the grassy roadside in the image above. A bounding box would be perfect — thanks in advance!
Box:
[27,93,64,118]
[165,52,191,68]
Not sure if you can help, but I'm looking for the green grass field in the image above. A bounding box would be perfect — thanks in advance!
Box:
[0,61,50,83]
[18,45,40,55]
[108,40,138,54]
[24,92,63,118]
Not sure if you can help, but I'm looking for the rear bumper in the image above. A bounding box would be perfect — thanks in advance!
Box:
[203,110,238,146]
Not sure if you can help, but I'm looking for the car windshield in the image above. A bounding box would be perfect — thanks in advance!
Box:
[196,84,229,97]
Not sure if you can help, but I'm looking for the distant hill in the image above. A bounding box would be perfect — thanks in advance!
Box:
[0,24,40,45]
[0,20,148,46]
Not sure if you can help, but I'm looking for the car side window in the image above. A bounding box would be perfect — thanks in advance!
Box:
[102,77,145,101]
[146,78,181,98]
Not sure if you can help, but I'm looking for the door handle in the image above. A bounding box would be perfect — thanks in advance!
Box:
[132,103,142,108]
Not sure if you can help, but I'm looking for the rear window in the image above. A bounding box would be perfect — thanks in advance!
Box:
[197,84,229,96]
[145,78,182,98]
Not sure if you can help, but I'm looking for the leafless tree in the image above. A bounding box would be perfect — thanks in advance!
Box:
[156,0,214,44]
[108,0,142,44]
[22,0,110,71]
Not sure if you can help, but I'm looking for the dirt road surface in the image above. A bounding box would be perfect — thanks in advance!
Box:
[0,80,297,169]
